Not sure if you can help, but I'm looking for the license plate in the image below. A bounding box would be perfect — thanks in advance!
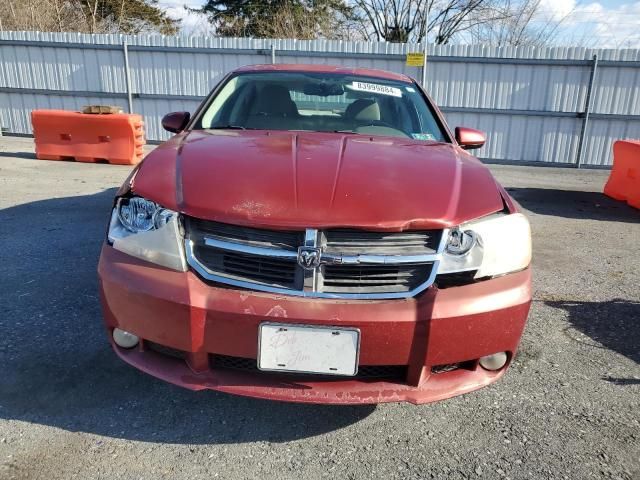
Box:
[258,323,360,376]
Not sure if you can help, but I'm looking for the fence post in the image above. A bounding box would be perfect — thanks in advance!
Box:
[421,3,429,87]
[123,40,134,113]
[271,44,276,64]
[576,54,598,168]
[421,43,428,87]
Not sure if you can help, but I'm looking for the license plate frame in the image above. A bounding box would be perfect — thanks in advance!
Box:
[257,322,360,376]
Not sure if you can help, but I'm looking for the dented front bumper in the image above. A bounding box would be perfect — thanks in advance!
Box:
[98,245,531,404]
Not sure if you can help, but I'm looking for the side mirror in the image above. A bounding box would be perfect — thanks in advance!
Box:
[162,111,190,133]
[455,127,485,150]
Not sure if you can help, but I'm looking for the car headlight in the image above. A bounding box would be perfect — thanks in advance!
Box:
[107,196,187,271]
[438,213,531,280]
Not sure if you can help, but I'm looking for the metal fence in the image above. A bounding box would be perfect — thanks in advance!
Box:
[1,30,640,167]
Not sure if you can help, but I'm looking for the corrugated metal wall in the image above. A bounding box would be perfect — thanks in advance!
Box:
[1,31,639,166]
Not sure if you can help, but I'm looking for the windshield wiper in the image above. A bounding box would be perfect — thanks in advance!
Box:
[333,130,359,134]
[210,125,248,130]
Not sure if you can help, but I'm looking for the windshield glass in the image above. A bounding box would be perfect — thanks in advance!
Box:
[195,71,448,142]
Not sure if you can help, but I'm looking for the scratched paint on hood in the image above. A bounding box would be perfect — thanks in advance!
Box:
[132,129,504,230]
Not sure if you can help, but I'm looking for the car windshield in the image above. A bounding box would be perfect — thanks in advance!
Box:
[195,71,448,142]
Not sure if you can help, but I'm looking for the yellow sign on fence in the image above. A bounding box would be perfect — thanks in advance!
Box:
[406,52,425,67]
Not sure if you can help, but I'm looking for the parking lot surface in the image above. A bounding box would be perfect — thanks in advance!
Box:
[1,136,638,480]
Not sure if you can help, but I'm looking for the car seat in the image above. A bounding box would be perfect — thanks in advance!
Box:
[344,99,381,127]
[245,84,300,130]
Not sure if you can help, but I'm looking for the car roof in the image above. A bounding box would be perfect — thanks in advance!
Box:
[233,64,414,84]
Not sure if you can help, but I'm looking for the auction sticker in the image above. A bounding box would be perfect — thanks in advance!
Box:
[348,81,402,97]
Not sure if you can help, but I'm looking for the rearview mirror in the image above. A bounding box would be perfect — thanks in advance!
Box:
[455,127,485,150]
[162,111,190,133]
[303,83,344,97]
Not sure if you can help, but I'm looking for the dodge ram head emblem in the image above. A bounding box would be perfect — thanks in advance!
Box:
[297,246,321,270]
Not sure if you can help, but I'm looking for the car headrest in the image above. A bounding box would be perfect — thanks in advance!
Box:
[251,84,298,116]
[345,99,380,122]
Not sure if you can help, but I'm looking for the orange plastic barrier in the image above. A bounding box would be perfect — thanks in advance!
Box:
[31,110,145,165]
[604,140,640,209]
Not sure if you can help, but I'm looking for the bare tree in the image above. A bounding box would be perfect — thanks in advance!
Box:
[47,0,66,32]
[467,0,570,46]
[84,0,100,33]
[0,0,178,34]
[2,0,88,32]
[353,0,505,44]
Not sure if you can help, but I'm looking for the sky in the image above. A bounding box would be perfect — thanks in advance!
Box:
[156,0,640,49]
[534,0,640,47]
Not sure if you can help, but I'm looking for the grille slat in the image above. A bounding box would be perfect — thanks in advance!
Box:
[222,266,294,279]
[324,273,414,282]
[322,263,432,293]
[324,279,410,285]
[193,244,298,288]
[324,229,441,255]
[189,218,303,249]
[224,258,295,274]
[187,218,440,297]
[212,354,407,381]
[223,269,293,283]
[329,271,415,277]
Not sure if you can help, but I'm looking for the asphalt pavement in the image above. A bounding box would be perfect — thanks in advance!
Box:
[0,136,638,480]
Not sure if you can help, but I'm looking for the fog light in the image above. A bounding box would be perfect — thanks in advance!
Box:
[479,352,508,371]
[112,328,139,349]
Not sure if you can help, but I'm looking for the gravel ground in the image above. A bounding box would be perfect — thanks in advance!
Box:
[0,136,638,480]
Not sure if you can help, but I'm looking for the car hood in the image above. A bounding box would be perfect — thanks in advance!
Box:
[132,130,504,230]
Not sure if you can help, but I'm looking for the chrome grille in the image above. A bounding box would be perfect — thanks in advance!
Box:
[322,263,432,294]
[185,217,445,299]
[189,218,303,249]
[324,229,439,255]
[193,245,298,289]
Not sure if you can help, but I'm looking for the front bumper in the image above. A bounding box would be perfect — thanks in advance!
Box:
[98,245,532,405]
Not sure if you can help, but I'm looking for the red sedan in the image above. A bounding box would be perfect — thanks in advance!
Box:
[98,64,532,404]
